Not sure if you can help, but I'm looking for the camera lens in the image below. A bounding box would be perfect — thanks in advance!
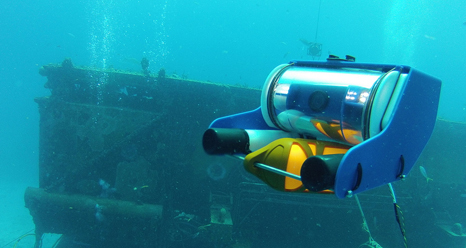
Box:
[308,90,329,112]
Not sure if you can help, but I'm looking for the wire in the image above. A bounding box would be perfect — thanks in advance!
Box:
[355,195,383,248]
[388,183,397,204]
[1,229,35,248]
[314,0,322,41]
[388,183,408,248]
[51,235,63,248]
[355,195,372,238]
[12,234,36,248]
[236,201,261,229]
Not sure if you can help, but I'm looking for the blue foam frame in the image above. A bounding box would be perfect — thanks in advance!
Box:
[334,67,441,198]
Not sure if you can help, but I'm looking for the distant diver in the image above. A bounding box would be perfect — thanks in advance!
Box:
[299,38,322,59]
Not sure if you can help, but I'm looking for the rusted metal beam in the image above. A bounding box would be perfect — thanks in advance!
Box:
[24,187,163,247]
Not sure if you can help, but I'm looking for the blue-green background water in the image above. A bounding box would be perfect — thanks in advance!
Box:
[0,0,465,247]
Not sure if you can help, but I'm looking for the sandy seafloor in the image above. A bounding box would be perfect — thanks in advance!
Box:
[0,181,60,248]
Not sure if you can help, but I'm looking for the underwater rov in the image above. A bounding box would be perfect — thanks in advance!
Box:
[202,56,441,198]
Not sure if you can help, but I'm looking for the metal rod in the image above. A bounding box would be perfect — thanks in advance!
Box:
[233,155,302,181]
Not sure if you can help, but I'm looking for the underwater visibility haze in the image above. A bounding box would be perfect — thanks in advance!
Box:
[1,0,466,247]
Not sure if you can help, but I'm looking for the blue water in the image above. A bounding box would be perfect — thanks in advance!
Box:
[1,0,466,247]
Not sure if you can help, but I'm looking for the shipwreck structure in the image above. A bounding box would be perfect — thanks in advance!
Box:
[24,58,466,248]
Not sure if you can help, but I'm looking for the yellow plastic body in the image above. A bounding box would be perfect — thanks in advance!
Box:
[243,138,350,193]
